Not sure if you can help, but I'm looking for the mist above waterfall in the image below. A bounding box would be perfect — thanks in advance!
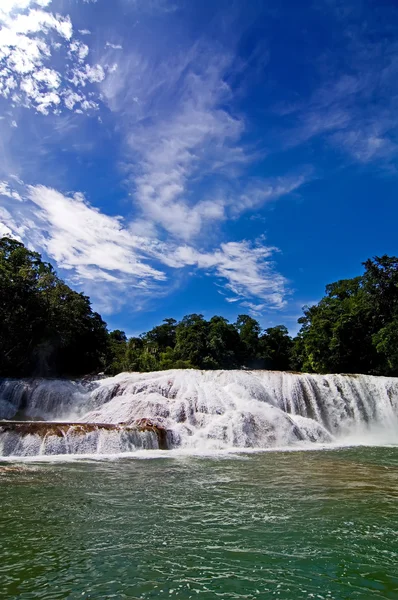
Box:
[1,369,398,457]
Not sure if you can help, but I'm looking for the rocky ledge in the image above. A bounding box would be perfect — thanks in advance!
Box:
[0,418,170,450]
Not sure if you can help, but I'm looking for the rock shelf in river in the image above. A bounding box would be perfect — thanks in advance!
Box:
[0,418,171,455]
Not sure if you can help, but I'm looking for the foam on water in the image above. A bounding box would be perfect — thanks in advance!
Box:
[1,369,398,458]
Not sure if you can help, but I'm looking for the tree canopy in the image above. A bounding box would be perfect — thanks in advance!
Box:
[1,236,398,377]
[292,256,398,376]
[105,313,294,375]
[100,254,398,377]
[0,237,108,377]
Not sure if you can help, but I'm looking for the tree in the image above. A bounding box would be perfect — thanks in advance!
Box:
[206,316,241,369]
[363,256,398,375]
[4,236,396,378]
[294,255,398,375]
[105,330,128,375]
[174,314,209,368]
[41,281,108,376]
[158,347,193,370]
[0,236,108,377]
[143,318,177,350]
[259,325,293,371]
[235,314,261,367]
[0,237,53,375]
[124,337,144,372]
[293,282,375,374]
[372,321,398,375]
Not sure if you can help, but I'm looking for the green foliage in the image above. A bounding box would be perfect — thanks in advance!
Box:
[3,236,397,377]
[124,337,144,372]
[259,325,293,371]
[0,237,108,377]
[143,318,177,350]
[174,314,210,368]
[104,312,294,374]
[106,330,128,375]
[234,314,261,366]
[373,321,398,373]
[295,256,398,375]
[206,316,241,369]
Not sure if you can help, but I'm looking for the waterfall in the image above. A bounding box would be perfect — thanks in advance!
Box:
[0,378,89,421]
[0,423,163,456]
[1,369,397,457]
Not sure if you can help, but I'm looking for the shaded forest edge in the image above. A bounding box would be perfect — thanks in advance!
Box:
[1,236,398,378]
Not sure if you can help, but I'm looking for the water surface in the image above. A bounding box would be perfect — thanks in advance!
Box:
[1,447,398,599]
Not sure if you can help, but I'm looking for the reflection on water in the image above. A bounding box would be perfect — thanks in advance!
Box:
[1,447,398,599]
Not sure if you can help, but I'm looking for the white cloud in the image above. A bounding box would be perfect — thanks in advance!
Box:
[0,182,289,314]
[98,30,315,246]
[101,46,307,242]
[331,128,396,163]
[0,179,22,200]
[26,185,166,281]
[0,1,51,18]
[232,173,311,214]
[239,302,267,315]
[0,2,106,114]
[105,42,123,50]
[160,239,288,310]
[69,63,105,87]
[0,221,14,237]
[69,40,89,62]
[10,9,72,39]
[0,183,166,291]
[106,63,118,74]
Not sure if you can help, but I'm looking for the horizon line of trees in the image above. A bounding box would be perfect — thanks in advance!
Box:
[1,236,398,378]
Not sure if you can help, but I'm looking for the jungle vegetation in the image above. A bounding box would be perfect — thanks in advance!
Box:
[1,236,397,377]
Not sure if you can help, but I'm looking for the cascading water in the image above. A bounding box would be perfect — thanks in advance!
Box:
[1,369,397,457]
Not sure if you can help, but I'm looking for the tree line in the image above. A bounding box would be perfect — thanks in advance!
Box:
[1,236,398,378]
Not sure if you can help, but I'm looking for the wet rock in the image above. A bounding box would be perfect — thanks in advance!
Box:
[133,418,169,450]
[0,419,171,450]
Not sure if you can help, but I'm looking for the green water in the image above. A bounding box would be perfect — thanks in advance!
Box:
[1,448,398,599]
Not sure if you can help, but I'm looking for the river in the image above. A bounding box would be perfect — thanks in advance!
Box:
[1,447,398,599]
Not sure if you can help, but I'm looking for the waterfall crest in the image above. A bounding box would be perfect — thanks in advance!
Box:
[1,369,397,457]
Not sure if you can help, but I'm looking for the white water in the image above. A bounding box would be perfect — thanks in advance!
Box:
[1,369,398,457]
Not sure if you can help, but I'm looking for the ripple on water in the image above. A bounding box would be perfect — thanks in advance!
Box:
[0,447,398,599]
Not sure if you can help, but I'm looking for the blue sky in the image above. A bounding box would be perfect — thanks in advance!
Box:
[0,0,398,336]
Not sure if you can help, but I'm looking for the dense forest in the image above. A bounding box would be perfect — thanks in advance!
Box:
[1,236,398,377]
[0,237,108,377]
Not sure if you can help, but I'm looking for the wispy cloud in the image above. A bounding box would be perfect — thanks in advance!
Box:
[159,239,288,310]
[7,1,387,323]
[231,172,311,214]
[105,42,123,50]
[122,51,245,239]
[279,10,398,164]
[0,3,308,318]
[0,181,165,280]
[0,179,22,200]
[0,181,290,314]
[101,43,309,241]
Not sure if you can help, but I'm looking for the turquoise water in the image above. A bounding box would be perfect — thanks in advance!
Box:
[1,447,398,599]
